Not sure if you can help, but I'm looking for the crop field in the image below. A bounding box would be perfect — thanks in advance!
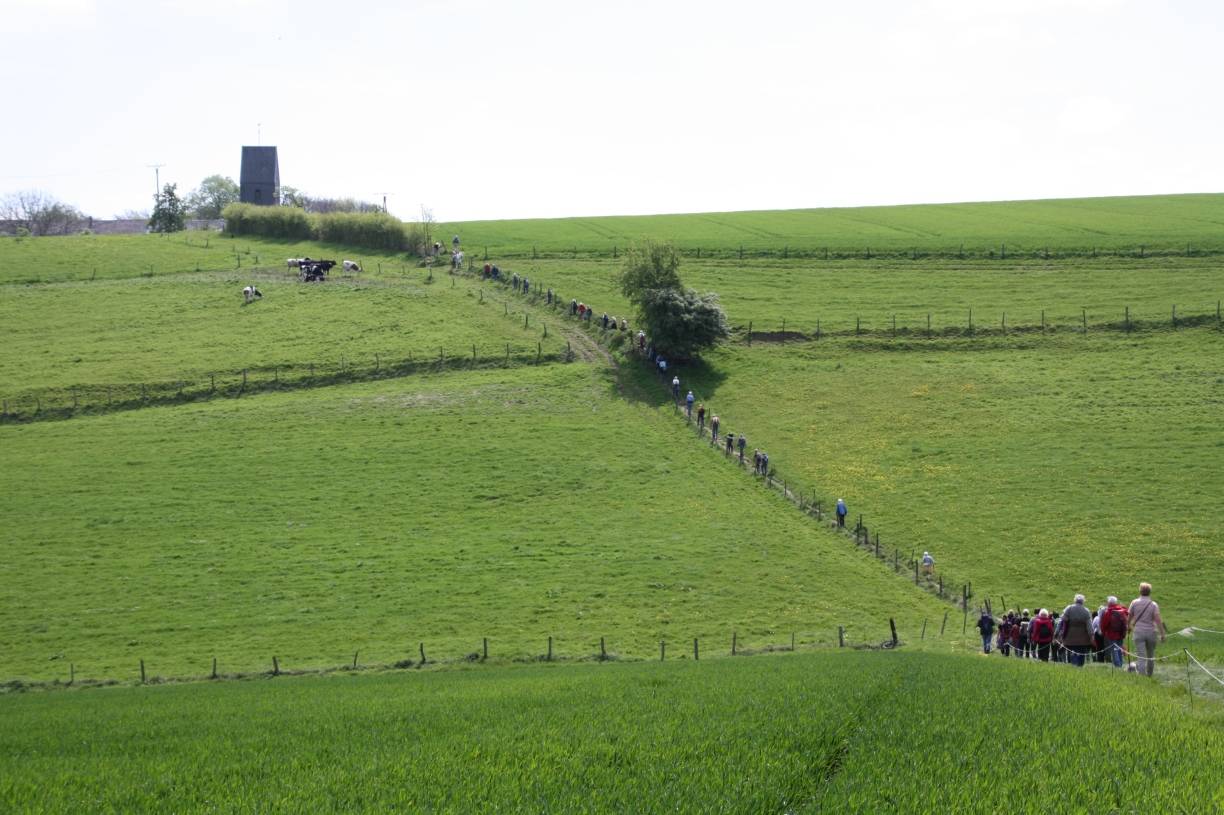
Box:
[0,268,563,404]
[444,193,1224,257]
[648,328,1224,628]
[0,362,954,682]
[2,651,1221,812]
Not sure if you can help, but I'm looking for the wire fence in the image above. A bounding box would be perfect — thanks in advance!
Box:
[0,343,569,424]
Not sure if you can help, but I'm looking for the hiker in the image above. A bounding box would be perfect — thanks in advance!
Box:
[547,288,553,305]
[921,551,934,575]
[491,264,501,280]
[835,498,847,527]
[1099,596,1129,668]
[620,317,628,331]
[997,614,1013,657]
[483,262,491,278]
[1030,609,1055,662]
[1019,610,1032,658]
[578,302,586,317]
[452,234,461,250]
[737,434,746,462]
[977,610,995,654]
[522,278,529,295]
[584,307,592,322]
[760,450,769,474]
[571,299,578,315]
[637,330,646,351]
[1128,582,1167,677]
[658,357,667,375]
[671,376,681,400]
[602,313,609,329]
[753,449,762,474]
[696,403,706,430]
[1009,613,1023,656]
[725,433,735,457]
[685,391,694,418]
[709,414,720,443]
[1060,594,1094,666]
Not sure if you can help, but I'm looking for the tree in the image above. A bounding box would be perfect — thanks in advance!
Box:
[419,205,436,252]
[280,186,306,208]
[148,183,188,233]
[185,175,239,219]
[1,190,85,235]
[620,240,729,360]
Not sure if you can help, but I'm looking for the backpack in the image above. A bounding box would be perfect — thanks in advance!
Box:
[1031,618,1053,644]
[1103,607,1128,639]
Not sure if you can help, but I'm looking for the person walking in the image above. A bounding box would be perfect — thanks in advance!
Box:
[672,375,681,400]
[1060,594,1095,667]
[921,551,934,576]
[1099,595,1129,668]
[737,434,746,463]
[1030,609,1055,662]
[696,403,706,430]
[1128,582,1167,677]
[1018,610,1032,658]
[835,498,847,527]
[997,614,1013,657]
[725,433,735,457]
[977,610,995,654]
[685,390,695,418]
[710,414,720,444]
[760,450,769,475]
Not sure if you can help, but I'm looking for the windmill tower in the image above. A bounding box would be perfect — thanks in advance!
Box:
[239,146,280,205]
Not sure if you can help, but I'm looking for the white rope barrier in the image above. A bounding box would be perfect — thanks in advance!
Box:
[1185,651,1224,687]
[1188,626,1224,635]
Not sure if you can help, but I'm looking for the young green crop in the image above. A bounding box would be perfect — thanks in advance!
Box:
[441,193,1224,256]
[1,651,1220,812]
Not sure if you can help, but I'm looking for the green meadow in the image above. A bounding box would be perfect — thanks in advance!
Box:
[0,363,949,682]
[1,196,1223,811]
[643,328,1224,628]
[0,269,561,402]
[2,652,1221,813]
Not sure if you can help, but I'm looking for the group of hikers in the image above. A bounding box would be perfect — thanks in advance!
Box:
[974,583,1169,675]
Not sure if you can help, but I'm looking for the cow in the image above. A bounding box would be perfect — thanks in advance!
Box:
[287,258,302,269]
[343,259,361,274]
[242,285,263,304]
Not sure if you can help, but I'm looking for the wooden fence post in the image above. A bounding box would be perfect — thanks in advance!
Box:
[732,631,737,655]
[140,659,146,684]
[694,638,699,661]
[548,636,553,661]
[838,626,845,647]
[660,640,665,661]
[483,637,488,661]
[941,610,949,636]
[272,656,280,676]
[791,632,796,651]
[211,657,218,679]
[419,642,426,664]
[921,619,927,639]
[889,619,898,646]
[600,636,607,660]
[353,651,359,669]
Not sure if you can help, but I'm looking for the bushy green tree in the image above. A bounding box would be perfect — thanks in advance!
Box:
[186,175,239,219]
[148,183,188,233]
[620,240,729,360]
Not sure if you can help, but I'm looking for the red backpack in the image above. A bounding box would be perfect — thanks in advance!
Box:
[1031,617,1054,644]
[1102,606,1129,640]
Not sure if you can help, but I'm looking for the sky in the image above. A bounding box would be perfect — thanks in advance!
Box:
[1,0,1221,222]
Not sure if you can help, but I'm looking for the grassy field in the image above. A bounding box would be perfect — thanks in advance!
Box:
[0,268,563,405]
[2,651,1221,812]
[487,255,1224,332]
[0,232,420,284]
[442,193,1224,256]
[0,363,953,682]
[655,328,1224,627]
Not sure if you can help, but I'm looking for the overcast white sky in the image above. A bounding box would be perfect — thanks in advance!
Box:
[1,0,1220,221]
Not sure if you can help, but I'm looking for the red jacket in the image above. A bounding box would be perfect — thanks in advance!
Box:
[1100,604,1129,641]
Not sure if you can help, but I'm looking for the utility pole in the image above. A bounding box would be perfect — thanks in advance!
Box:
[147,163,165,197]
[374,192,393,214]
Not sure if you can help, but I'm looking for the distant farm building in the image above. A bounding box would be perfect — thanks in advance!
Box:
[239,146,280,206]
